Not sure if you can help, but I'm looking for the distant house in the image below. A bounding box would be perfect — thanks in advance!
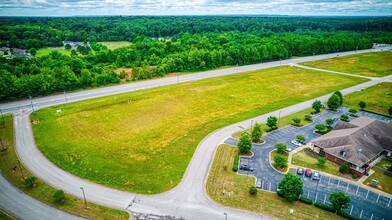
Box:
[12,48,31,59]
[311,117,392,177]
[63,41,84,48]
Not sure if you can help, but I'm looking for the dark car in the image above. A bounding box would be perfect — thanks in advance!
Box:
[240,164,254,171]
[305,168,312,177]
[297,167,304,175]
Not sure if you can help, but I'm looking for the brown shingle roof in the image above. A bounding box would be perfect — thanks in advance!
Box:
[312,117,392,167]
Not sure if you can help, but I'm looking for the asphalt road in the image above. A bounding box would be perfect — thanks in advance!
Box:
[1,48,391,220]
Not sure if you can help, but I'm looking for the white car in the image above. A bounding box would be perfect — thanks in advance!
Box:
[285,147,293,152]
[256,179,262,189]
[291,140,302,146]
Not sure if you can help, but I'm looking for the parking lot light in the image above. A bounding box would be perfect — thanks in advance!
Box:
[223,212,227,220]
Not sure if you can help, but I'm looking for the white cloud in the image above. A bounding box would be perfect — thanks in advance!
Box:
[0,0,391,16]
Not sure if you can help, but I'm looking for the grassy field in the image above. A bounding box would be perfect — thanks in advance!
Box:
[232,108,318,139]
[344,82,392,115]
[291,149,341,177]
[32,66,367,194]
[206,144,345,220]
[36,47,71,57]
[0,115,128,220]
[302,51,392,77]
[98,41,132,50]
[364,160,392,194]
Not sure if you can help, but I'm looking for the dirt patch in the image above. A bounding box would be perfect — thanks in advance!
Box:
[114,68,132,76]
[32,120,40,125]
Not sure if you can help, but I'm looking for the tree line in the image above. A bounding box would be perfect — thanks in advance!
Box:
[0,16,392,101]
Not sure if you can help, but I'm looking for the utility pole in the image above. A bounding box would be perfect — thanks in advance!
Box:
[223,212,227,220]
[17,159,25,179]
[80,187,88,209]
[314,179,320,202]
[0,109,5,127]
[28,95,35,112]
[64,91,68,105]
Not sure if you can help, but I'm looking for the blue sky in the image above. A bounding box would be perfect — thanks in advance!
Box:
[0,0,391,16]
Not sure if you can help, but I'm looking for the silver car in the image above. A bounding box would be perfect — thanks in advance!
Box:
[312,171,321,181]
[256,179,262,189]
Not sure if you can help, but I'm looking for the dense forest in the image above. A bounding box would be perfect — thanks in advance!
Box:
[0,16,392,101]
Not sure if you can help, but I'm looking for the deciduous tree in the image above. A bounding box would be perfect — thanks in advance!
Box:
[278,173,303,202]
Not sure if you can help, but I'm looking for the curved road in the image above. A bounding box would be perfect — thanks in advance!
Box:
[1,48,391,219]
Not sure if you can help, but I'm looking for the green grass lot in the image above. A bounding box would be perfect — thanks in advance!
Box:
[302,51,392,77]
[32,66,367,194]
[344,82,392,116]
[36,47,71,57]
[98,41,132,50]
[206,144,345,220]
[232,108,319,139]
[0,115,128,220]
[364,160,392,194]
[291,149,341,177]
[0,210,13,220]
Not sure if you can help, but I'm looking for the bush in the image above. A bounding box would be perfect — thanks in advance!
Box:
[315,123,326,132]
[305,114,312,121]
[249,186,258,195]
[314,202,334,212]
[352,174,358,179]
[358,101,366,110]
[53,190,65,203]
[337,210,362,220]
[296,134,305,144]
[318,157,327,167]
[348,108,357,113]
[275,143,287,154]
[277,189,284,197]
[232,154,239,172]
[340,114,349,122]
[292,117,301,126]
[339,163,350,174]
[299,197,313,205]
[24,176,37,187]
[274,154,288,168]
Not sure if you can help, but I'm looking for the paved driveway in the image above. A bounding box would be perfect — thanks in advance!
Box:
[225,109,392,220]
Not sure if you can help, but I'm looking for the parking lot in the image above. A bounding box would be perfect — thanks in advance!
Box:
[226,108,392,220]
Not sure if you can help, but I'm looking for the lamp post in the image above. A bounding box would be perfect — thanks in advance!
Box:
[223,212,227,220]
[314,179,320,202]
[28,95,35,112]
[80,187,87,209]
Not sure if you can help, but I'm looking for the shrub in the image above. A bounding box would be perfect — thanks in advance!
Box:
[305,114,312,121]
[296,134,305,144]
[340,114,349,122]
[275,143,287,154]
[337,210,362,220]
[315,123,326,132]
[318,157,327,167]
[348,108,357,113]
[53,190,65,203]
[277,190,284,197]
[299,197,313,205]
[249,186,258,195]
[292,117,301,126]
[352,174,358,179]
[339,162,350,174]
[358,101,366,109]
[274,154,288,168]
[24,176,37,187]
[314,202,334,212]
[232,154,239,172]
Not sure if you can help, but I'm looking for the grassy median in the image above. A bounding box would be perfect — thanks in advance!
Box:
[206,144,345,220]
[32,66,367,194]
[302,51,392,77]
[0,115,128,220]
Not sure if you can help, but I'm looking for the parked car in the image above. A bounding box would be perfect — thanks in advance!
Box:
[305,168,312,177]
[285,147,293,152]
[240,164,254,171]
[312,171,321,181]
[256,179,262,189]
[297,167,304,175]
[291,140,302,146]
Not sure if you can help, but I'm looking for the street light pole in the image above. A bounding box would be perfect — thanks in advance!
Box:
[314,180,320,202]
[28,95,35,112]
[80,187,87,209]
[64,90,68,105]
[223,212,227,220]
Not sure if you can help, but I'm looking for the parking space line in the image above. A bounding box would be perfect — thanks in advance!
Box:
[388,198,391,207]
[356,186,359,195]
[328,177,331,186]
[350,205,353,215]
[346,183,349,192]
[377,194,380,203]
[359,210,363,219]
[366,190,369,199]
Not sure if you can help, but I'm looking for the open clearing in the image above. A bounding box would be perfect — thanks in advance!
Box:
[291,149,341,177]
[98,41,132,50]
[36,47,70,57]
[206,144,345,220]
[344,82,392,115]
[32,66,367,194]
[0,115,128,219]
[301,51,392,77]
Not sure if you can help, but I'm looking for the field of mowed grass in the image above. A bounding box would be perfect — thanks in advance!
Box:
[206,144,345,220]
[344,82,392,115]
[32,66,367,194]
[36,47,70,57]
[0,115,128,219]
[98,41,132,50]
[302,51,392,77]
[292,149,341,177]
